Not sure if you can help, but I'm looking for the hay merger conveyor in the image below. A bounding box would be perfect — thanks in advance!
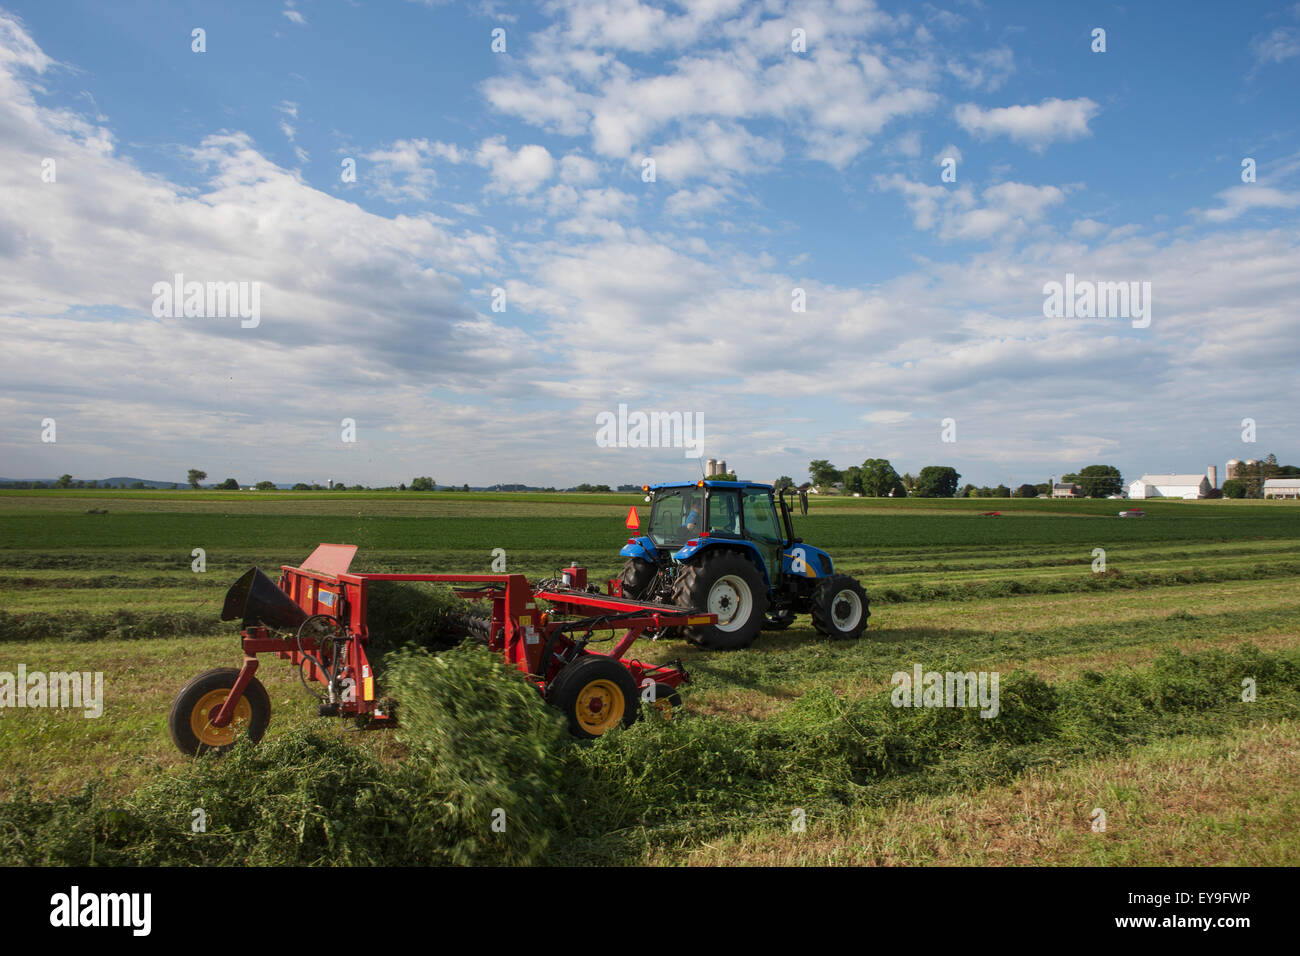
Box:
[168,543,715,754]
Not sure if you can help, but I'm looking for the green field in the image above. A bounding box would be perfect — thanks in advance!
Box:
[2,490,1298,865]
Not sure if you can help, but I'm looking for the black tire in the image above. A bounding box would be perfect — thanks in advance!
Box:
[810,575,870,640]
[671,549,768,650]
[640,681,683,721]
[763,607,796,630]
[618,557,658,599]
[169,667,271,756]
[547,654,641,738]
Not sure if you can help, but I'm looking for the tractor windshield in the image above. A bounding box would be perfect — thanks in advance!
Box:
[647,488,702,548]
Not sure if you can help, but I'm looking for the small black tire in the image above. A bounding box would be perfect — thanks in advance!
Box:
[618,557,657,600]
[169,667,272,756]
[810,575,870,640]
[762,607,796,630]
[671,549,768,650]
[640,681,684,721]
[547,655,641,738]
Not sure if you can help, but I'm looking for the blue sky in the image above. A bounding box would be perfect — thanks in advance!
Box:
[1,0,1298,489]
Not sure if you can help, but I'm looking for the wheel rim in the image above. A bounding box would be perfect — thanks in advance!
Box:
[575,679,625,734]
[708,574,751,632]
[830,590,863,631]
[191,689,251,748]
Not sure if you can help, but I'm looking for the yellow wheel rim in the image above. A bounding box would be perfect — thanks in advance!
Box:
[575,679,625,735]
[191,689,252,748]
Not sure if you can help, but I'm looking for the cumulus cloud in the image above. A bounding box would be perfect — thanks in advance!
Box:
[955,97,1099,151]
[475,137,555,195]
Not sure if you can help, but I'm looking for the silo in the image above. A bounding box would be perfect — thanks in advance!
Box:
[1226,459,1241,480]
[706,458,718,477]
[718,460,727,477]
[1207,465,1217,489]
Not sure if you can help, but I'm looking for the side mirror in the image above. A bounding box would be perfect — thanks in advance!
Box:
[644,495,651,502]
[799,491,808,516]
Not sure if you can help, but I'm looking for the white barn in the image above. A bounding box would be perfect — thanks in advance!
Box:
[1129,474,1211,500]
[1264,478,1300,500]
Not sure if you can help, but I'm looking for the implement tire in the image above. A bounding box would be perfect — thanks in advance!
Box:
[548,655,640,739]
[169,667,271,757]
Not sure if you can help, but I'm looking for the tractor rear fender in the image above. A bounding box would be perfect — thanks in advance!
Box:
[781,543,833,579]
[619,535,660,563]
[672,539,773,589]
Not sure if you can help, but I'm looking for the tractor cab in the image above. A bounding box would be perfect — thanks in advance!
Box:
[619,480,867,649]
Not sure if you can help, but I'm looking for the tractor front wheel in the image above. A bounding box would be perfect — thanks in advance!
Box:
[810,575,870,640]
[169,667,271,756]
[672,550,768,650]
[548,655,640,738]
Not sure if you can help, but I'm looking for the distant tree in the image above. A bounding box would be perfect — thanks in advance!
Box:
[56,474,72,488]
[255,481,277,491]
[1067,464,1124,498]
[398,482,406,491]
[901,472,917,494]
[712,471,738,481]
[1222,478,1247,499]
[333,480,346,490]
[187,469,206,489]
[217,478,240,490]
[808,459,841,489]
[1015,483,1039,498]
[915,466,960,498]
[292,482,312,491]
[462,483,469,492]
[774,476,794,492]
[169,483,177,490]
[1034,482,1051,496]
[958,483,976,498]
[410,476,434,491]
[995,484,1010,497]
[130,482,147,489]
[352,484,366,491]
[859,458,903,497]
[574,483,612,493]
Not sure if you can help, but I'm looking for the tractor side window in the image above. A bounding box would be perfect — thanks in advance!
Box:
[742,488,780,542]
[707,491,740,534]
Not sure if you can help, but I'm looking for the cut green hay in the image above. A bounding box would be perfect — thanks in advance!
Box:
[0,644,570,866]
[363,580,489,656]
[550,644,1300,863]
[0,608,214,643]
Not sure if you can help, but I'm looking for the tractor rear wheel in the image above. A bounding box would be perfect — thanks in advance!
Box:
[672,550,768,650]
[810,575,870,640]
[169,667,271,756]
[618,557,658,600]
[548,654,640,738]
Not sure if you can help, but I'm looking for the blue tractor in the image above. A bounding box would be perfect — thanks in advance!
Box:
[617,480,869,650]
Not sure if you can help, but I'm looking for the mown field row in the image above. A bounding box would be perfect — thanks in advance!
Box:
[1,493,1297,864]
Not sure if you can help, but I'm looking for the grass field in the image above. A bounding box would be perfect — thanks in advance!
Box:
[1,490,1298,865]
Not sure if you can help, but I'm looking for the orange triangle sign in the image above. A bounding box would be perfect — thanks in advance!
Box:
[625,506,640,529]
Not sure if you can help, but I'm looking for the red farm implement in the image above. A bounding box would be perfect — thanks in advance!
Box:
[168,543,715,754]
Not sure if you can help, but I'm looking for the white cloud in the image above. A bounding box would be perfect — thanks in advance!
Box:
[955,97,1099,151]
[1196,185,1300,222]
[475,137,555,195]
[879,175,1066,240]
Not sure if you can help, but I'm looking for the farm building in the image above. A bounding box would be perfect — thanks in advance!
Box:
[1264,478,1300,499]
[1051,482,1083,498]
[1129,473,1211,499]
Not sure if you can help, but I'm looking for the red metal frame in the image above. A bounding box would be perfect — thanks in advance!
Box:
[217,546,714,727]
